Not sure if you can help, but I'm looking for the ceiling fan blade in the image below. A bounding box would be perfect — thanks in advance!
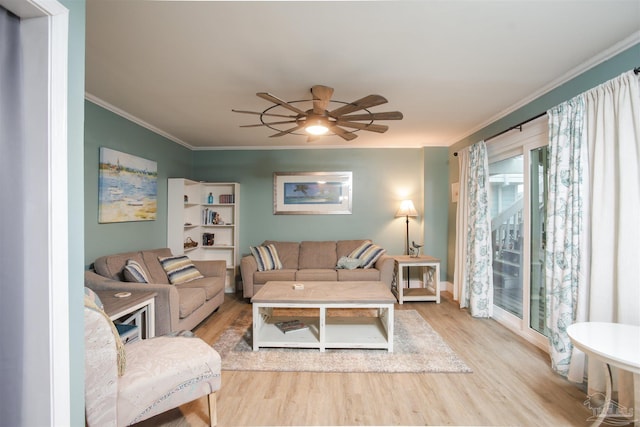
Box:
[328,94,388,117]
[335,120,389,133]
[307,135,321,143]
[338,111,404,121]
[311,85,334,114]
[240,120,298,128]
[257,92,307,115]
[329,125,358,141]
[269,124,305,138]
[232,109,298,119]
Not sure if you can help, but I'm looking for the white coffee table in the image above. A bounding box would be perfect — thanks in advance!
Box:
[251,281,395,352]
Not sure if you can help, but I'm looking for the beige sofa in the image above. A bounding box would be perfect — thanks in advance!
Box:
[84,247,225,335]
[240,240,394,298]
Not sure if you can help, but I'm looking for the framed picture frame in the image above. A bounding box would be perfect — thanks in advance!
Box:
[98,147,158,223]
[273,171,352,215]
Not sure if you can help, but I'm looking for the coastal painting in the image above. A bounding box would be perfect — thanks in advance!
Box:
[273,171,352,215]
[98,147,158,223]
[284,182,342,205]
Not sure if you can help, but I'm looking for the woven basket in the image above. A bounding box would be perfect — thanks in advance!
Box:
[184,237,198,249]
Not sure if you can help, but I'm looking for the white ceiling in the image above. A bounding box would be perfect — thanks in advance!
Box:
[85,1,640,150]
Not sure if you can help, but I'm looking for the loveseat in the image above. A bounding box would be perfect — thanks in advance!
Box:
[85,247,225,335]
[240,240,394,298]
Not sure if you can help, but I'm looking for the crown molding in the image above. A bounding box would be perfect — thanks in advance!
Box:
[84,93,194,149]
[447,31,640,146]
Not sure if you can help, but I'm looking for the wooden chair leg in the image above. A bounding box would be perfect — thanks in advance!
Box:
[208,392,217,427]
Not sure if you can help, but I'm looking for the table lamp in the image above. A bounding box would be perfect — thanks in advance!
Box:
[396,200,418,287]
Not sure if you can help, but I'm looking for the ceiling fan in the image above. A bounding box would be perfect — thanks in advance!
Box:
[232,85,403,142]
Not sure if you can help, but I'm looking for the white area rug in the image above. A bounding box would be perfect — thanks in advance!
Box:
[213,310,472,373]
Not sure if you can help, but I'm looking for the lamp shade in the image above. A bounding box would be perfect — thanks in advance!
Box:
[395,199,418,217]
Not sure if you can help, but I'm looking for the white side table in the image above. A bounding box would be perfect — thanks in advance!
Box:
[391,255,440,304]
[97,290,157,339]
[567,322,640,427]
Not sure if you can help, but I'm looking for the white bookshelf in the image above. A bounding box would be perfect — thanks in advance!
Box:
[167,178,240,293]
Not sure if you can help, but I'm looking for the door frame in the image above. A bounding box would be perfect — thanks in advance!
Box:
[487,116,549,351]
[0,0,70,424]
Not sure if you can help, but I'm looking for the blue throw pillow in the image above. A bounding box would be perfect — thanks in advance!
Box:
[250,244,283,271]
[158,255,204,285]
[336,256,362,270]
[122,259,149,283]
[348,242,386,269]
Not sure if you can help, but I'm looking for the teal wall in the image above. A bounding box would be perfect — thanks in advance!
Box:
[192,149,427,258]
[63,0,85,424]
[84,102,193,265]
[423,148,449,276]
[446,43,640,280]
[85,109,454,280]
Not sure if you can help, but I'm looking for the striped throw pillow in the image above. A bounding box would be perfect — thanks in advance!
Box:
[158,255,204,285]
[348,241,386,269]
[122,259,149,283]
[250,244,283,271]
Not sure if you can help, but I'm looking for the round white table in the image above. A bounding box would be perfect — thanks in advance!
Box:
[567,322,640,427]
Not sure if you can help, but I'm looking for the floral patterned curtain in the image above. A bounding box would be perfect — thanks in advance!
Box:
[545,95,589,377]
[454,140,493,317]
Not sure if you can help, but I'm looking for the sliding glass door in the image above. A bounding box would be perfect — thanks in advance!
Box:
[490,155,524,318]
[487,117,549,348]
[529,146,548,336]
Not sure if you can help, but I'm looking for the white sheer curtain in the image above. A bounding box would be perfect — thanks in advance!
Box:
[453,140,493,317]
[583,70,640,411]
[547,70,640,410]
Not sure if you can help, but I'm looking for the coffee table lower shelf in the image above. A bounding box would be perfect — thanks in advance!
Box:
[252,306,394,352]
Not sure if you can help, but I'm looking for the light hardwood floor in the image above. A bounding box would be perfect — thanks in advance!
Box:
[136,291,594,427]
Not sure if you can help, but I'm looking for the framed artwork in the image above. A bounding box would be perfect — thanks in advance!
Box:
[98,147,158,223]
[273,171,352,215]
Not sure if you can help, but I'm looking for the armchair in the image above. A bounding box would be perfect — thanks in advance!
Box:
[84,298,221,426]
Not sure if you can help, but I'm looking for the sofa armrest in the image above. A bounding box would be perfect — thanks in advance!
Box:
[375,255,395,289]
[240,255,258,298]
[192,260,226,277]
[84,270,180,336]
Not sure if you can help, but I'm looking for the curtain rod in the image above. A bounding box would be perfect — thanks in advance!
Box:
[453,112,546,156]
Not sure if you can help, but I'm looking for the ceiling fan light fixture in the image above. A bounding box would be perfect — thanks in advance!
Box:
[305,117,329,135]
[233,85,403,141]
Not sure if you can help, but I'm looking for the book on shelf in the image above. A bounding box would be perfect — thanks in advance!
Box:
[274,319,309,334]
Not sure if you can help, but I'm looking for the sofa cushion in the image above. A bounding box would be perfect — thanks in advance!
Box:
[296,269,338,281]
[337,268,381,282]
[250,244,283,271]
[94,251,147,281]
[254,269,297,285]
[175,287,206,318]
[141,248,173,284]
[122,259,150,283]
[158,255,204,285]
[336,240,371,259]
[349,242,386,269]
[177,276,224,300]
[263,241,300,269]
[299,241,337,269]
